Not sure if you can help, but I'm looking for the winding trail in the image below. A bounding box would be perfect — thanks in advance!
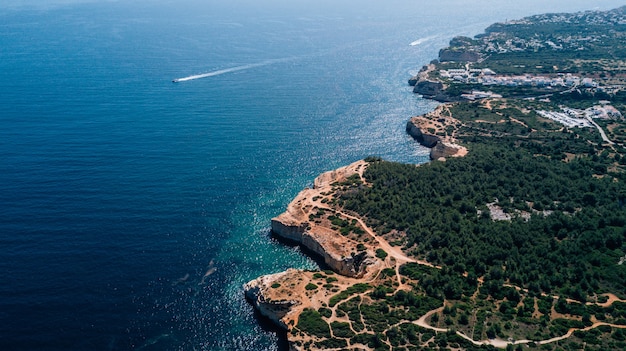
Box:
[298,161,626,349]
[332,204,626,348]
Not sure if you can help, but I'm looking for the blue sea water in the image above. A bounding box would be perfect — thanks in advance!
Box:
[0,1,623,350]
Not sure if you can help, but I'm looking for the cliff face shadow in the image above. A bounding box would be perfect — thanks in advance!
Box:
[249,308,289,351]
[269,230,331,272]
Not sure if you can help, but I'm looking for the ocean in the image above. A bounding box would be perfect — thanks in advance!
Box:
[0,0,623,350]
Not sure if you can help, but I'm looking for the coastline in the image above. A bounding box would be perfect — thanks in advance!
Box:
[244,6,626,351]
[243,120,467,348]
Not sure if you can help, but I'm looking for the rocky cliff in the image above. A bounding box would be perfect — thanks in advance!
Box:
[411,79,464,102]
[244,160,390,350]
[430,141,466,160]
[244,270,302,329]
[270,161,377,278]
[408,64,435,86]
[438,48,481,62]
[244,264,377,350]
[406,116,467,160]
[412,80,443,96]
[405,120,441,148]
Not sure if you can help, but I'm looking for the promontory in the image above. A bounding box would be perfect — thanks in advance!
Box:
[246,6,626,351]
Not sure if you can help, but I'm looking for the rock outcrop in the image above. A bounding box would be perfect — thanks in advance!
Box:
[244,264,376,350]
[411,79,464,102]
[412,80,443,96]
[270,215,308,243]
[405,120,441,148]
[408,64,433,86]
[245,160,388,350]
[406,117,467,160]
[438,48,481,62]
[430,141,466,160]
[244,270,302,329]
[408,64,464,102]
[270,160,376,278]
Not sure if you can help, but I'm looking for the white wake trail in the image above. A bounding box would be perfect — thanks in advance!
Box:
[410,35,437,46]
[173,58,292,83]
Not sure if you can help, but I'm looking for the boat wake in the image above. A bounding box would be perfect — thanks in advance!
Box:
[410,35,437,46]
[173,58,293,83]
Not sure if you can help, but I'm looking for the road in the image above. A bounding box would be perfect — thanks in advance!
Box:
[586,115,614,144]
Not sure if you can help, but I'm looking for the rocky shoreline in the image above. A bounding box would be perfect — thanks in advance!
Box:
[243,129,465,349]
[405,118,467,160]
[244,14,479,351]
[243,6,626,350]
[244,161,386,348]
[243,51,469,351]
[405,103,468,160]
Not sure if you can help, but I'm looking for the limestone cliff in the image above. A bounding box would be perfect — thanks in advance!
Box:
[412,80,443,96]
[270,160,377,278]
[244,160,390,350]
[244,270,302,329]
[405,120,440,148]
[408,64,435,87]
[411,79,464,102]
[244,264,379,350]
[438,48,481,62]
[430,141,466,160]
[406,114,467,160]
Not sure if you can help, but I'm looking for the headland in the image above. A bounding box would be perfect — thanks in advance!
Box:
[246,6,626,351]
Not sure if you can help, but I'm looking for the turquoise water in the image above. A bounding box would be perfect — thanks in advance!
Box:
[0,1,623,350]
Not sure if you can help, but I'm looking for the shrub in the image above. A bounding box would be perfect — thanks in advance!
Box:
[329,283,371,307]
[297,309,330,338]
[376,249,388,259]
[318,307,332,318]
[331,321,355,338]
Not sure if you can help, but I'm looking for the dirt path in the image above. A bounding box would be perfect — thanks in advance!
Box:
[405,305,626,349]
[503,283,626,310]
[296,160,626,349]
[415,307,447,332]
[509,117,528,128]
[332,196,626,349]
[589,293,626,308]
[538,322,626,345]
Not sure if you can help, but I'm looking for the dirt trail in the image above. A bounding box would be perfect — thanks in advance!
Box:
[415,307,447,332]
[589,293,626,308]
[407,306,626,349]
[537,322,626,345]
[286,160,626,349]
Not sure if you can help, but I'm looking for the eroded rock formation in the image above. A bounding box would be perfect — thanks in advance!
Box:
[270,161,376,278]
[406,116,467,160]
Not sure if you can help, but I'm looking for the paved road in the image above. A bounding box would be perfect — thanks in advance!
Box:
[586,116,614,144]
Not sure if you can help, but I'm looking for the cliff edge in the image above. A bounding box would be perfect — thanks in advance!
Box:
[405,105,467,160]
[270,160,378,278]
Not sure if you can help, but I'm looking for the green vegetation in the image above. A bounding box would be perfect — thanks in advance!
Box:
[317,307,332,318]
[284,6,626,351]
[338,144,626,300]
[330,321,355,338]
[328,283,371,307]
[375,248,388,260]
[296,309,330,338]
